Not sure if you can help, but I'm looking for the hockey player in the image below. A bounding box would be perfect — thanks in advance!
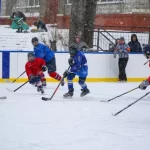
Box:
[25,52,47,94]
[63,44,90,98]
[139,44,150,90]
[31,37,64,86]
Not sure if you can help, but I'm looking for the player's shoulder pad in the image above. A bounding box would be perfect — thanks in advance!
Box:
[25,61,31,67]
[78,50,85,56]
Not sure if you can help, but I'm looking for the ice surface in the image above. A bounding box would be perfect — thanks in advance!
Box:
[0,82,150,150]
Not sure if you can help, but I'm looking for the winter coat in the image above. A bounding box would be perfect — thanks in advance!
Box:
[115,43,130,58]
[128,34,142,52]
[76,41,89,51]
[10,16,29,30]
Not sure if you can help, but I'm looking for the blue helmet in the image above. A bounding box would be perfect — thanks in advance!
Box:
[143,44,150,59]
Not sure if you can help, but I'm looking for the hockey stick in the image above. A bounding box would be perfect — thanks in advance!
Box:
[4,71,26,83]
[42,66,71,101]
[12,71,26,83]
[7,81,29,92]
[0,96,7,99]
[113,92,150,116]
[100,87,139,102]
[144,60,150,65]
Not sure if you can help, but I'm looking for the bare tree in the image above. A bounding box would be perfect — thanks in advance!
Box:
[83,0,97,48]
[69,0,86,45]
[69,0,97,47]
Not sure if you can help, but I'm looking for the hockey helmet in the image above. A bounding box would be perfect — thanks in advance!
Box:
[143,44,150,59]
[69,43,78,56]
[28,52,35,61]
[31,37,38,43]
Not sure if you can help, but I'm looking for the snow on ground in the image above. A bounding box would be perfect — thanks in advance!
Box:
[0,25,69,51]
[0,82,150,150]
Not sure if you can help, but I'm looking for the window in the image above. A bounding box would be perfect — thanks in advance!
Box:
[66,0,72,4]
[98,0,123,3]
[28,0,40,7]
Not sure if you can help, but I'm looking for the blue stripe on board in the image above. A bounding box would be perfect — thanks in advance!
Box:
[2,52,10,78]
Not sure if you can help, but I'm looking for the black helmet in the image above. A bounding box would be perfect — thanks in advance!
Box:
[143,44,150,59]
[31,37,38,43]
[69,44,78,56]
[120,37,125,41]
[28,52,35,58]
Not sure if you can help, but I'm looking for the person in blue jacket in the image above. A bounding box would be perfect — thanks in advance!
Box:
[31,37,64,86]
[63,44,90,98]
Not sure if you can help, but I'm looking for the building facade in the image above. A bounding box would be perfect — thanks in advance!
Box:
[63,0,150,15]
[1,0,150,17]
[0,0,42,16]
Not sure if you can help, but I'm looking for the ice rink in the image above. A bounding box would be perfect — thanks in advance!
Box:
[0,82,150,150]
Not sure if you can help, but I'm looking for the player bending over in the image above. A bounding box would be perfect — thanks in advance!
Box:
[31,37,64,86]
[139,44,150,90]
[25,52,47,94]
[63,44,90,98]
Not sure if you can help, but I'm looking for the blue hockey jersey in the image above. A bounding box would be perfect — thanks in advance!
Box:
[70,50,88,77]
[34,43,54,62]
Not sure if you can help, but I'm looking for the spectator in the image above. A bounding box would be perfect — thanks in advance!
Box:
[109,38,120,52]
[17,11,26,22]
[10,11,29,33]
[114,37,130,82]
[75,36,89,51]
[34,18,47,32]
[128,34,142,52]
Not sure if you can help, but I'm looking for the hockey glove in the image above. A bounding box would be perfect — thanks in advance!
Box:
[68,57,74,66]
[29,75,41,84]
[29,75,36,84]
[42,65,47,72]
[63,70,69,78]
[139,80,149,90]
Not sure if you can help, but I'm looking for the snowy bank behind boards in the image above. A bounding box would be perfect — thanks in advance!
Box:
[0,25,69,51]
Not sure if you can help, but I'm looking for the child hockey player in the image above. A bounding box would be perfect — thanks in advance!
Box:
[31,37,64,86]
[139,44,150,90]
[25,52,47,94]
[63,44,90,98]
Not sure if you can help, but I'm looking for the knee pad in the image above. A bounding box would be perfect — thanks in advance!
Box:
[67,73,75,80]
[78,77,86,85]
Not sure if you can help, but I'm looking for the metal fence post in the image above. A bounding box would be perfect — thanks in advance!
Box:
[97,27,100,51]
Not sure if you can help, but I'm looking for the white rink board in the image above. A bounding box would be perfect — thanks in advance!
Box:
[0,52,149,79]
[0,53,2,78]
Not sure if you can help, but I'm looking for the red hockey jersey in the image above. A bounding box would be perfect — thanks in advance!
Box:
[25,58,46,79]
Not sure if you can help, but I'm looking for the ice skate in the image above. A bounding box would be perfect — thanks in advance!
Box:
[80,89,90,97]
[63,90,74,98]
[37,85,44,94]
